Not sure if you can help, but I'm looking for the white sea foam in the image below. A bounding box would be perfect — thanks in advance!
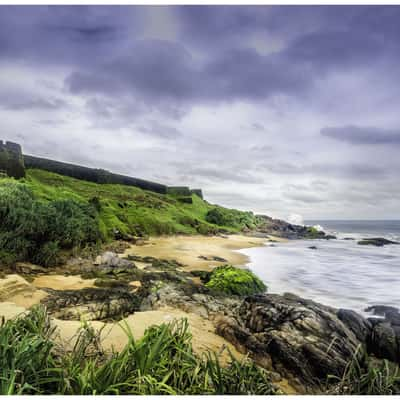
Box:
[240,220,400,313]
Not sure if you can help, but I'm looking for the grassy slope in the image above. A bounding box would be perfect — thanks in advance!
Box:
[15,169,254,239]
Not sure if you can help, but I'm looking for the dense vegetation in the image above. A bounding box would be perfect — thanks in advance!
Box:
[0,169,261,267]
[0,307,278,395]
[204,265,267,296]
[0,181,99,267]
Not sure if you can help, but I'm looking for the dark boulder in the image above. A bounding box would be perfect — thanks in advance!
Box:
[337,308,372,343]
[216,293,361,389]
[365,305,400,362]
[370,322,398,361]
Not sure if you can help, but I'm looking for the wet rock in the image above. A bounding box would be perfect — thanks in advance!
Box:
[365,305,400,362]
[357,237,399,247]
[216,293,361,389]
[337,308,372,343]
[370,323,398,361]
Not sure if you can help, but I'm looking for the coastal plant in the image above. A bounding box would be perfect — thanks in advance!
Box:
[0,181,100,267]
[0,307,61,394]
[327,345,400,395]
[0,307,278,395]
[205,265,267,296]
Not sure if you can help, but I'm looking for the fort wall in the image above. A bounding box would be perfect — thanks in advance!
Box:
[0,140,203,198]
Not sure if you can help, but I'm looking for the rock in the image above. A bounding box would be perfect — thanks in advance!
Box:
[197,255,228,262]
[216,293,361,389]
[324,235,337,240]
[212,256,228,262]
[98,251,134,268]
[370,322,398,361]
[365,305,400,323]
[337,308,372,343]
[308,246,318,250]
[254,215,334,240]
[364,305,400,363]
[343,237,355,240]
[14,262,47,275]
[43,287,142,321]
[357,237,399,247]
[140,282,241,321]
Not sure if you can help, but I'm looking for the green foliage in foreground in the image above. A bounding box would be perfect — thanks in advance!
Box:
[205,265,267,296]
[0,181,99,267]
[0,307,278,395]
[327,345,400,395]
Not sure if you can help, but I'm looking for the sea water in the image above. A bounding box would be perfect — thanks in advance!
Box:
[240,220,400,313]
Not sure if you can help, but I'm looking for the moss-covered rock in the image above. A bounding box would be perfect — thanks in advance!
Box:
[205,265,266,296]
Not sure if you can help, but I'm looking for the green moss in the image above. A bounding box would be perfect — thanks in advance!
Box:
[205,265,267,296]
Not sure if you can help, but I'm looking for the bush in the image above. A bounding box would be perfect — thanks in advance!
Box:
[205,265,267,296]
[0,181,100,266]
[0,307,279,395]
[205,207,258,230]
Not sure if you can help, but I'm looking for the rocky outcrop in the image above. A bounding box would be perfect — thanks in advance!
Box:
[141,282,241,320]
[357,238,399,246]
[43,287,142,321]
[215,293,362,390]
[254,215,335,240]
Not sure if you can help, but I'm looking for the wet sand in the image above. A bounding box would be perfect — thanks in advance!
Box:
[123,234,275,271]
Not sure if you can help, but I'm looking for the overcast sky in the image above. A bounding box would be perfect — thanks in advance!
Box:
[1,5,399,220]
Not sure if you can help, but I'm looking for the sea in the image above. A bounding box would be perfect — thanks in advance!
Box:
[240,220,400,314]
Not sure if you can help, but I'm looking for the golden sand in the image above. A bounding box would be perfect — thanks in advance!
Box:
[123,234,274,271]
[32,274,96,290]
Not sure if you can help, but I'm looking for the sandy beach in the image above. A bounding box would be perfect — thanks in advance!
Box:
[123,234,278,271]
[0,235,272,364]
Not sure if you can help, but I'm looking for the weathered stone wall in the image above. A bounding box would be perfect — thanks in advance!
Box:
[0,140,25,178]
[24,155,169,194]
[1,140,203,197]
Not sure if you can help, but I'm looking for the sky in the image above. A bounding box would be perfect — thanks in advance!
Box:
[0,5,399,220]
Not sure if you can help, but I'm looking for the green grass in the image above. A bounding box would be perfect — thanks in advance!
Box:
[204,265,267,296]
[327,345,400,394]
[0,307,279,395]
[23,169,260,237]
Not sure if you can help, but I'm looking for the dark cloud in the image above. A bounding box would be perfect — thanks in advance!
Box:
[321,125,400,145]
[1,5,400,218]
[0,89,67,111]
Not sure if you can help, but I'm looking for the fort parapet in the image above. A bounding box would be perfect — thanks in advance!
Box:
[0,140,25,178]
[0,140,203,198]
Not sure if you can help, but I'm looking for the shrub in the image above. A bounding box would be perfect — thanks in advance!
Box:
[205,207,258,230]
[205,265,267,296]
[0,181,100,266]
